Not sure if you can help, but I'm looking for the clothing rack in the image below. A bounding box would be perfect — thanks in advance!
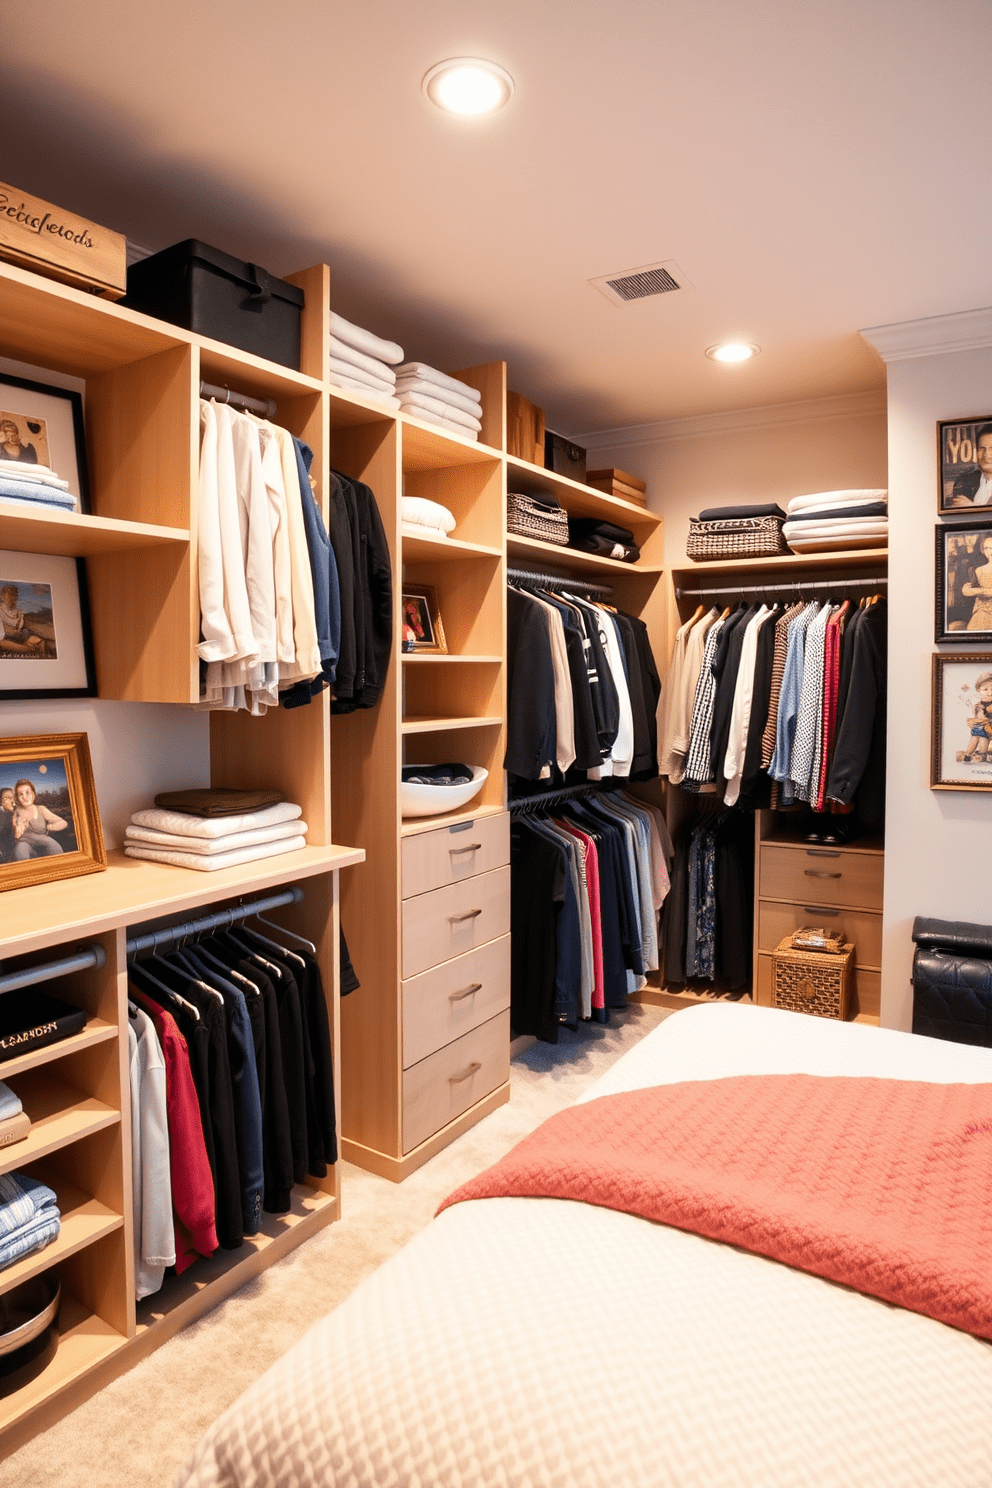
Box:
[126,885,303,957]
[0,943,107,996]
[509,780,624,815]
[199,379,278,419]
[507,567,613,598]
[675,575,888,601]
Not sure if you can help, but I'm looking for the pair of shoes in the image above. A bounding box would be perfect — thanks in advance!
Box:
[820,821,852,845]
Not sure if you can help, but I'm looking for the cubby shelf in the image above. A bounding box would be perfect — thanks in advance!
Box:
[0,507,189,558]
[401,530,503,563]
[507,532,664,576]
[0,1021,117,1081]
[401,715,502,733]
[0,1075,118,1176]
[0,1181,122,1299]
[401,653,502,664]
[506,453,662,528]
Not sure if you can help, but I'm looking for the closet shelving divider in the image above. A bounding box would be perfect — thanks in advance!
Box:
[0,257,366,1456]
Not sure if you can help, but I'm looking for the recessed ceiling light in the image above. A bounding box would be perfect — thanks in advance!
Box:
[423,58,514,115]
[706,342,760,363]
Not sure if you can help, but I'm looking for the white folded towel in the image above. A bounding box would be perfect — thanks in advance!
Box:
[130,801,303,838]
[399,406,479,441]
[328,335,397,385]
[328,311,403,366]
[395,363,481,404]
[124,834,307,873]
[328,355,396,394]
[0,463,70,490]
[125,819,308,854]
[400,497,456,535]
[783,518,888,538]
[398,390,482,433]
[787,489,887,515]
[392,376,482,419]
[328,372,401,408]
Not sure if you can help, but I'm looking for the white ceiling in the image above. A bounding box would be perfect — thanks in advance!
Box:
[4,0,990,433]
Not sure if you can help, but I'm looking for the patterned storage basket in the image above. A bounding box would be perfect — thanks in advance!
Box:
[507,492,569,546]
[771,936,854,1020]
[686,515,788,561]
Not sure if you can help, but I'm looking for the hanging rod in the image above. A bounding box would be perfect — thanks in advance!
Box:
[199,380,277,418]
[126,885,303,957]
[0,943,107,997]
[507,567,613,598]
[675,575,888,600]
[509,780,624,815]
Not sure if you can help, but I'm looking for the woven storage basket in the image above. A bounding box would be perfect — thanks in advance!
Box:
[507,492,569,545]
[686,515,788,561]
[771,936,854,1020]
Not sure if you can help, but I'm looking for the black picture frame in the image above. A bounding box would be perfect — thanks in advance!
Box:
[0,371,90,515]
[935,523,992,642]
[937,415,992,517]
[0,552,97,699]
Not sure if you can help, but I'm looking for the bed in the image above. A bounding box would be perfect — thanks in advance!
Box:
[177,1003,992,1488]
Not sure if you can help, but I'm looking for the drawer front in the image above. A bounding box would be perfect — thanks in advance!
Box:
[403,935,511,1068]
[403,1009,510,1153]
[757,900,883,969]
[402,866,511,979]
[402,813,510,899]
[759,845,883,910]
[756,955,879,1019]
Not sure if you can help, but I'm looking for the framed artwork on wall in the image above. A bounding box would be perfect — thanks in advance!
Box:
[401,585,447,653]
[938,415,992,515]
[931,653,992,791]
[0,372,90,515]
[0,551,97,699]
[935,523,992,641]
[0,732,107,891]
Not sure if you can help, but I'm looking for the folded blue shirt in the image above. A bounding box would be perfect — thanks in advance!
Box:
[0,1171,61,1271]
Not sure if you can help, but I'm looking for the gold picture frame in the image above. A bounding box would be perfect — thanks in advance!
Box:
[0,732,107,892]
[401,585,447,653]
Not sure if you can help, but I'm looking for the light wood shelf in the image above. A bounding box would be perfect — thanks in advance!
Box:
[400,802,507,838]
[506,453,662,528]
[401,715,502,734]
[0,1293,126,1443]
[401,530,503,563]
[0,1020,117,1081]
[0,507,189,558]
[0,1179,122,1299]
[402,652,502,664]
[507,532,664,576]
[400,416,503,472]
[672,548,888,578]
[0,1073,118,1175]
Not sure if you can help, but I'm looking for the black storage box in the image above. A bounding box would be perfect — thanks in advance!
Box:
[545,432,587,482]
[911,916,992,1047]
[0,989,88,1061]
[124,240,304,370]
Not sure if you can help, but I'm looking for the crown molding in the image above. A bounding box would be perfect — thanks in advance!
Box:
[570,388,887,450]
[859,307,992,362]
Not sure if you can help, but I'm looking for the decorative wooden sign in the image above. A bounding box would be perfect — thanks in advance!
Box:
[0,182,126,300]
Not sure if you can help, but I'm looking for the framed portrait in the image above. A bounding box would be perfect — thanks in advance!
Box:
[931,654,992,791]
[0,733,106,891]
[0,552,97,699]
[938,415,992,516]
[935,523,992,642]
[401,585,447,653]
[0,372,90,514]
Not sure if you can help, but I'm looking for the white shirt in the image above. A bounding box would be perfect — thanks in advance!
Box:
[129,1006,176,1300]
[973,475,992,506]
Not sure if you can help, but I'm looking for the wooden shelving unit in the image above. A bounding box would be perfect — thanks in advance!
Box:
[0,257,366,1457]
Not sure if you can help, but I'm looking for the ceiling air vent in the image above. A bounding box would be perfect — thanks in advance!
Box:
[589,259,693,307]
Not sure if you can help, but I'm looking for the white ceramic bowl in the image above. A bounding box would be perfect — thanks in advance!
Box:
[401,765,488,818]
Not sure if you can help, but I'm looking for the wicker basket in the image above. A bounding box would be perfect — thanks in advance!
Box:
[686,515,788,561]
[507,492,569,546]
[771,936,854,1020]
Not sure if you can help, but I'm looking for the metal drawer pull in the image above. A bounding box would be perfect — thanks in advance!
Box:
[449,983,482,1002]
[805,870,842,879]
[449,908,483,922]
[449,843,482,854]
[449,1061,482,1083]
[803,906,839,916]
[805,849,841,858]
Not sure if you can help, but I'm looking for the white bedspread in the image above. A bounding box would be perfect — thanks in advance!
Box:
[177,1004,992,1488]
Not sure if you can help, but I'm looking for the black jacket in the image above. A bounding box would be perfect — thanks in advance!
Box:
[330,471,393,713]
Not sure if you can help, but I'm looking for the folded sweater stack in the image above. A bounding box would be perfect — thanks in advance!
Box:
[328,312,403,408]
[0,460,77,513]
[395,363,483,442]
[782,489,888,553]
[124,801,308,872]
[0,1171,61,1272]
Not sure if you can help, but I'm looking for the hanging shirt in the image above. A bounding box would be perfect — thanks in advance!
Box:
[788,602,833,803]
[129,1005,176,1299]
[723,606,776,807]
[769,603,819,783]
[666,608,720,783]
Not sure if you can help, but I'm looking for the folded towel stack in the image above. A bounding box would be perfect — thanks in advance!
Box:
[0,1171,61,1271]
[328,311,403,408]
[395,363,483,442]
[782,489,888,553]
[0,461,77,514]
[124,801,308,872]
[0,1081,30,1151]
[401,495,456,539]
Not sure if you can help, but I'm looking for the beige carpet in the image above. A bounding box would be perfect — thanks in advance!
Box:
[4,1003,668,1488]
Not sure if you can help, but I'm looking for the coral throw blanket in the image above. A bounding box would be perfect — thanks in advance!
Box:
[440,1074,992,1338]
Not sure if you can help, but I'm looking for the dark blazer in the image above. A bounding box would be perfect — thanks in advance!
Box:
[330,471,393,713]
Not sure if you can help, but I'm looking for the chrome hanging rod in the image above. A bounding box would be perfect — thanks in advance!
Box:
[199,380,277,418]
[126,885,303,957]
[507,567,613,598]
[0,943,107,996]
[675,575,888,601]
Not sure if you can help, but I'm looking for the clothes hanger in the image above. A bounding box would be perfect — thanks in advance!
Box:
[217,916,283,979]
[128,957,201,1021]
[251,912,316,956]
[191,938,262,995]
[240,922,306,969]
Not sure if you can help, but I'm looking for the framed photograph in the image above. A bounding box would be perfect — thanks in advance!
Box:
[401,585,447,653]
[0,552,96,698]
[935,524,992,641]
[0,372,90,515]
[931,654,992,790]
[0,733,106,891]
[938,416,992,515]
